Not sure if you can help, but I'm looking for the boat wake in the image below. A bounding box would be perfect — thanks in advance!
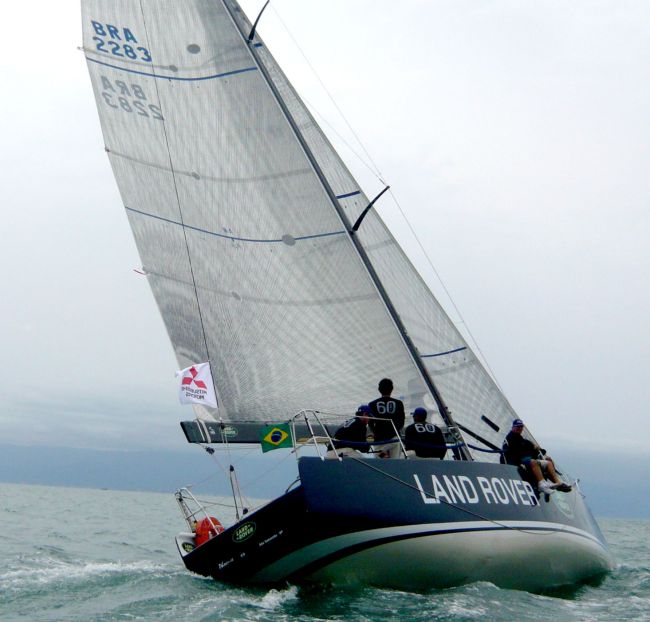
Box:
[0,557,170,592]
[258,585,299,609]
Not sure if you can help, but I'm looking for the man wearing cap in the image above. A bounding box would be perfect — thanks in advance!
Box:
[330,405,371,457]
[502,419,571,494]
[368,378,405,459]
[404,407,446,459]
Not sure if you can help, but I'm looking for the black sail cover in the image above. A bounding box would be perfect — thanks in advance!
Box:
[82,0,521,460]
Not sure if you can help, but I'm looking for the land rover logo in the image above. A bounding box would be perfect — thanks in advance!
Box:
[233,522,256,543]
[182,542,196,553]
[222,425,238,438]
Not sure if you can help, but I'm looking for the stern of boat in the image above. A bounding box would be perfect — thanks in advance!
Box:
[175,532,198,559]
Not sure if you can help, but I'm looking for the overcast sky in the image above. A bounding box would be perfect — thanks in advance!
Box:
[1,1,648,456]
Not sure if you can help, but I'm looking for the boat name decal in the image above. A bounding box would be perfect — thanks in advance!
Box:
[218,558,234,570]
[413,474,539,507]
[90,21,152,63]
[259,529,283,548]
[233,522,256,543]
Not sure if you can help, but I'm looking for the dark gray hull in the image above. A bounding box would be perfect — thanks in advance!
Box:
[177,457,612,591]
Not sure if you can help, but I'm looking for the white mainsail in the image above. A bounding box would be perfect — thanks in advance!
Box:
[82,0,519,459]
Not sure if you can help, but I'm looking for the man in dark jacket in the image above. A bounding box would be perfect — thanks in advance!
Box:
[503,419,571,493]
[331,405,371,456]
[404,407,446,459]
[368,378,405,458]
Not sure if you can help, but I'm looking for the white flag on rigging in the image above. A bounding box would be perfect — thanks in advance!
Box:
[176,362,218,408]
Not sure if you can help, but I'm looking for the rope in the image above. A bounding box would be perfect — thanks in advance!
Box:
[269,4,385,182]
[185,444,266,515]
[330,438,502,454]
[239,448,297,490]
[191,498,238,510]
[220,421,251,518]
[386,187,508,395]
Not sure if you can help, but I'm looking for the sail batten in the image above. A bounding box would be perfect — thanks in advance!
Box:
[86,56,259,82]
[126,206,346,244]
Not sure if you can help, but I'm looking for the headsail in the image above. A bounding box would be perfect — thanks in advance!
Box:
[229,4,521,458]
[82,0,520,459]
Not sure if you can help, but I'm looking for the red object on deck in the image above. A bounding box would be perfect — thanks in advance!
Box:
[195,517,224,546]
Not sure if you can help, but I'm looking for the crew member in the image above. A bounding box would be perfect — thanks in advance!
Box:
[330,405,371,457]
[502,419,571,493]
[404,407,446,459]
[368,378,405,458]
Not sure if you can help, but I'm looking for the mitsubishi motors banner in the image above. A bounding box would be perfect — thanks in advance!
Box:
[176,362,218,408]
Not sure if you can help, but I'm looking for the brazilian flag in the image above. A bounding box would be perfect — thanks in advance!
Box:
[259,423,293,453]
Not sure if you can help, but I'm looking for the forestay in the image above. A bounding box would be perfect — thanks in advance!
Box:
[82,0,522,459]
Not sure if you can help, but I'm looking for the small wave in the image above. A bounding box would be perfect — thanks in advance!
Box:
[0,559,169,591]
[258,585,299,610]
[154,585,301,622]
[561,592,650,622]
[452,580,500,593]
[443,589,491,618]
[615,562,650,575]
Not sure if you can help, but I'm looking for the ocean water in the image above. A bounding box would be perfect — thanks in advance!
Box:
[1,483,648,622]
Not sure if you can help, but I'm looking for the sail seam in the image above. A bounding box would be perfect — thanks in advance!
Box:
[125,207,346,243]
[107,149,311,184]
[139,268,377,306]
[85,57,257,82]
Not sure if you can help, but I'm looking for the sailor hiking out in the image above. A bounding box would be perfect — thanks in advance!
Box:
[502,419,571,494]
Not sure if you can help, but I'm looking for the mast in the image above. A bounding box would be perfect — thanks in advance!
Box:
[222,0,471,460]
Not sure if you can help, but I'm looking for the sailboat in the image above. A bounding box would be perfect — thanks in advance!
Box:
[81,0,612,591]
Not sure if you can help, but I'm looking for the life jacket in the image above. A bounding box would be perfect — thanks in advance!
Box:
[194,516,224,546]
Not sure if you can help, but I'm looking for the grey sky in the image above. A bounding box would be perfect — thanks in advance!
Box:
[1,1,648,454]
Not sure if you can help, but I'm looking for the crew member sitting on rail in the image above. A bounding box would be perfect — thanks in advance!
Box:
[403,407,446,459]
[368,378,405,459]
[502,419,571,494]
[329,405,371,457]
